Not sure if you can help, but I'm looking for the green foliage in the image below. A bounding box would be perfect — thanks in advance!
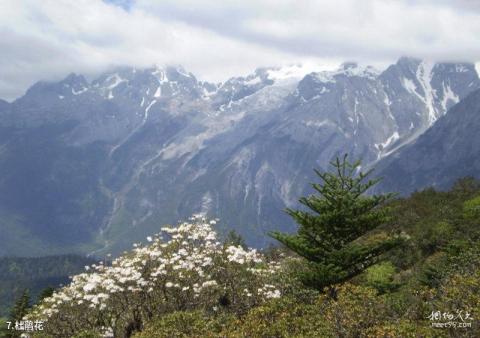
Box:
[0,317,10,338]
[322,284,385,337]
[134,311,235,338]
[366,319,447,338]
[228,297,333,337]
[223,229,247,249]
[418,247,480,338]
[9,289,30,321]
[463,195,480,219]
[416,221,453,255]
[132,283,450,338]
[71,331,102,338]
[270,155,403,292]
[6,289,30,338]
[417,253,448,288]
[19,177,480,337]
[38,287,55,302]
[364,261,399,293]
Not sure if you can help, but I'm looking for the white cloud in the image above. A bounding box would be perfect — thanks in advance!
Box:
[139,0,480,62]
[0,0,479,101]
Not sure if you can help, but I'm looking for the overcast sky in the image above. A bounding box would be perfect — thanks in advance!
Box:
[1,0,479,101]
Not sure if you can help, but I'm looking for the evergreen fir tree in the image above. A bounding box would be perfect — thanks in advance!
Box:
[224,229,247,249]
[38,287,55,301]
[8,289,30,337]
[270,155,403,298]
[9,289,30,320]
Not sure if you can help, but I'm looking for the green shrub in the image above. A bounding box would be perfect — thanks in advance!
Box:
[229,297,333,338]
[464,196,480,219]
[72,331,102,338]
[364,261,399,293]
[418,252,448,288]
[134,311,235,338]
[366,319,447,338]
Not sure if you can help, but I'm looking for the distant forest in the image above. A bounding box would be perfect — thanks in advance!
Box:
[0,255,94,317]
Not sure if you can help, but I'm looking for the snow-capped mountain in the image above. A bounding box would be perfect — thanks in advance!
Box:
[0,57,478,256]
[374,88,480,195]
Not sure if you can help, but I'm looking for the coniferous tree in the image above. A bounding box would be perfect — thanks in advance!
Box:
[8,289,30,337]
[224,229,247,249]
[270,155,404,298]
[38,287,55,302]
[9,289,30,321]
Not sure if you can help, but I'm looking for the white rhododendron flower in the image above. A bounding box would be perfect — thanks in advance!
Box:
[25,215,283,337]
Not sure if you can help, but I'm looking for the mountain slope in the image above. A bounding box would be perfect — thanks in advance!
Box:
[104,58,478,253]
[375,88,480,195]
[0,58,479,255]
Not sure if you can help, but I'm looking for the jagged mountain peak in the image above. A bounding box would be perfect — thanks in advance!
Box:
[340,61,358,69]
[395,56,477,73]
[308,62,380,84]
[338,61,379,76]
[61,73,88,86]
[86,64,211,102]
[375,88,480,195]
[22,73,90,101]
[396,56,422,69]
[2,57,480,255]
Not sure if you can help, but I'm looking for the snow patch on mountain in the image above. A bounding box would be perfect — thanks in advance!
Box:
[303,119,335,128]
[154,86,161,98]
[200,191,213,214]
[280,179,295,207]
[441,82,459,111]
[144,100,157,121]
[415,61,437,124]
[375,131,400,159]
[103,73,126,99]
[254,162,272,217]
[105,74,127,90]
[244,76,263,86]
[227,148,254,171]
[72,87,88,95]
[161,111,247,161]
[402,78,417,95]
[266,63,324,83]
[312,63,379,84]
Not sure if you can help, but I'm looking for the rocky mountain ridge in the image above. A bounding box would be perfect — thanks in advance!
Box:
[0,57,478,256]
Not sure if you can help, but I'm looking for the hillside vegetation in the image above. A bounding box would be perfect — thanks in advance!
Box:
[0,255,95,317]
[10,162,480,337]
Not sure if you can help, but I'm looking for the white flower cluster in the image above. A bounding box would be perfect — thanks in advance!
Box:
[226,245,263,264]
[258,284,282,299]
[26,214,282,336]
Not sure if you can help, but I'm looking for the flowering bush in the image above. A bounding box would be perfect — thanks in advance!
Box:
[26,215,282,337]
